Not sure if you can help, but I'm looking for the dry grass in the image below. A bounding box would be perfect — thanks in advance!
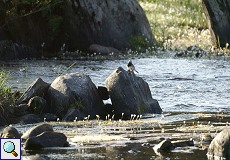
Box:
[139,0,212,50]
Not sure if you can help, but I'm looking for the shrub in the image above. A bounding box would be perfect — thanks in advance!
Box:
[0,71,16,124]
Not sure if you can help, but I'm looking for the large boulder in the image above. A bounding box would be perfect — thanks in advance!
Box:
[24,131,69,150]
[1,0,154,55]
[63,0,154,51]
[105,67,162,118]
[0,40,38,60]
[202,1,230,48]
[16,78,50,105]
[21,123,53,140]
[47,73,105,119]
[207,127,230,159]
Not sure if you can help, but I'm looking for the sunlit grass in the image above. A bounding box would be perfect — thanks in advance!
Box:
[139,0,212,50]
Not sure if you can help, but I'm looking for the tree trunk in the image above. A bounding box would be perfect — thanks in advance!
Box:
[202,0,230,48]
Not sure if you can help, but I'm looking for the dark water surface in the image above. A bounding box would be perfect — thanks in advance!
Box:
[1,57,230,159]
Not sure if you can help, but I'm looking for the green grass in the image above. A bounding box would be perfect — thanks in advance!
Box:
[0,71,16,124]
[138,0,212,50]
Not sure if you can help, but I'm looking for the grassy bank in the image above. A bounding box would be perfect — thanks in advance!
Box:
[139,0,212,50]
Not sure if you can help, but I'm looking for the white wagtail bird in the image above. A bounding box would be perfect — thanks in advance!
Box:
[127,60,138,73]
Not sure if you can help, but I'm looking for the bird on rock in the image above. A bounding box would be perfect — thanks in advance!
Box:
[127,60,138,73]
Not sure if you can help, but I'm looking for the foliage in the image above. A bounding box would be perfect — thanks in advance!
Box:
[3,0,53,17]
[0,71,15,123]
[129,35,152,51]
[71,100,85,111]
[138,0,211,50]
[48,15,63,41]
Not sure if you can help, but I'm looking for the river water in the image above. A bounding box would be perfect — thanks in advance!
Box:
[1,56,230,159]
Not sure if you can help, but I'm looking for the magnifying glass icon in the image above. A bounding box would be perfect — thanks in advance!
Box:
[3,141,18,157]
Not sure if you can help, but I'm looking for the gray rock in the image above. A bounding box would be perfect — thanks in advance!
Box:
[21,123,53,140]
[63,107,85,121]
[27,96,49,114]
[19,114,42,124]
[1,126,21,138]
[24,131,69,150]
[89,44,120,56]
[207,127,230,159]
[47,73,104,119]
[0,40,38,60]
[63,0,154,51]
[16,78,50,105]
[105,67,162,118]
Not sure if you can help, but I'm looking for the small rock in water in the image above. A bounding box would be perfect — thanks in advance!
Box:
[153,139,175,153]
[141,143,150,147]
[128,149,141,154]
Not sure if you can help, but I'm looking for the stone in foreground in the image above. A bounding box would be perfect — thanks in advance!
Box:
[24,131,69,150]
[207,127,230,159]
[21,123,53,140]
[1,126,21,138]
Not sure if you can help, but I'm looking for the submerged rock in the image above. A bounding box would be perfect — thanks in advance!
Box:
[47,73,105,119]
[21,123,53,140]
[105,67,162,118]
[172,139,194,147]
[153,139,174,153]
[207,127,230,159]
[24,131,69,150]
